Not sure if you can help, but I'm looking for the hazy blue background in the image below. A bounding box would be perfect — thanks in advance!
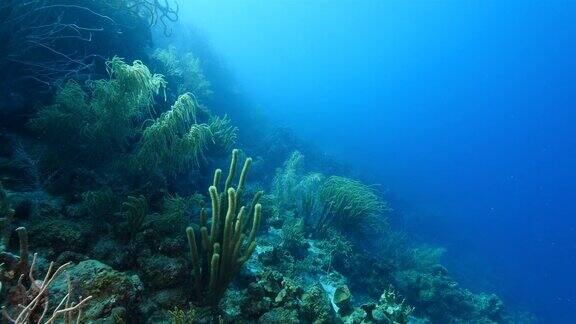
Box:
[181,1,576,321]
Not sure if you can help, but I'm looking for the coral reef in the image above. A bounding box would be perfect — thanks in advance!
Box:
[0,30,518,323]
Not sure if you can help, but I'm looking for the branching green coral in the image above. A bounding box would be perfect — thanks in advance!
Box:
[28,80,91,146]
[163,194,203,219]
[150,194,204,234]
[153,47,213,101]
[272,153,386,237]
[105,56,166,111]
[135,93,212,174]
[315,176,387,235]
[209,115,238,154]
[272,151,305,209]
[181,52,212,99]
[137,92,199,157]
[272,151,324,216]
[87,57,166,147]
[79,188,117,218]
[30,56,235,178]
[186,149,263,306]
[152,46,182,76]
[122,195,148,238]
[29,57,166,157]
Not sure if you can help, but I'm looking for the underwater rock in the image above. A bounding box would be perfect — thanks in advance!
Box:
[276,280,304,316]
[55,250,89,265]
[340,307,371,324]
[241,270,288,318]
[393,269,502,323]
[139,288,189,323]
[241,294,273,319]
[51,259,144,322]
[219,289,246,321]
[258,307,300,323]
[150,288,189,309]
[274,278,303,308]
[8,190,64,220]
[334,284,353,316]
[0,183,15,250]
[87,307,127,324]
[301,283,337,324]
[430,264,449,277]
[145,311,172,324]
[138,254,188,289]
[371,288,413,324]
[340,287,413,324]
[258,245,277,266]
[92,236,131,270]
[29,217,91,256]
[470,293,504,322]
[256,270,285,296]
[158,236,187,257]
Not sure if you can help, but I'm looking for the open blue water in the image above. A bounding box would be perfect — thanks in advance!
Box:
[183,2,576,322]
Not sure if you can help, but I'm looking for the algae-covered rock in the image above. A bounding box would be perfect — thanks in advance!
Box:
[393,269,502,323]
[139,287,189,321]
[258,245,277,266]
[340,287,413,324]
[334,284,353,315]
[51,259,143,322]
[259,307,300,323]
[138,254,188,289]
[139,288,195,324]
[54,250,89,265]
[371,287,413,324]
[29,217,91,255]
[8,190,63,220]
[275,278,304,309]
[242,295,273,319]
[92,236,131,269]
[340,307,369,324]
[301,283,336,324]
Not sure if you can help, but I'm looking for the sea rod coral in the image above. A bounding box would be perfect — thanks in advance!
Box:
[186,149,263,306]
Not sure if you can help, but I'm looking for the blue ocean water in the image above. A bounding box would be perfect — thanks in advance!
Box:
[183,1,576,322]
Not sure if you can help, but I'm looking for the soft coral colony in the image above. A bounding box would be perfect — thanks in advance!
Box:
[0,1,512,323]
